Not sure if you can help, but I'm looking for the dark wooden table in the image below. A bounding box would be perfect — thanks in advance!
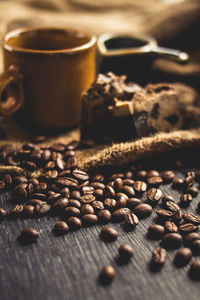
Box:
[1,166,200,300]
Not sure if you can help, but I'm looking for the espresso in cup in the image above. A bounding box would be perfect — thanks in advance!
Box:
[0,28,96,128]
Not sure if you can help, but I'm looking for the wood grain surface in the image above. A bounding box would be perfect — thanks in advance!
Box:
[0,168,200,300]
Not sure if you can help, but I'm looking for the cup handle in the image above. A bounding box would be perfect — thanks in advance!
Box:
[0,65,24,116]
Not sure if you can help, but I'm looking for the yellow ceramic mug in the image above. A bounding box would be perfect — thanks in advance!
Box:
[0,28,96,128]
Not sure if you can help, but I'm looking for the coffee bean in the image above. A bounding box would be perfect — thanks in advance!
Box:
[134,204,153,218]
[148,224,165,239]
[124,171,134,179]
[21,161,37,171]
[29,178,39,186]
[116,194,127,208]
[126,198,141,209]
[52,198,69,211]
[94,189,104,200]
[72,169,89,182]
[81,204,95,215]
[32,136,46,144]
[162,195,175,203]
[113,178,123,192]
[0,208,7,219]
[99,265,115,285]
[192,240,200,255]
[162,233,183,249]
[125,212,139,227]
[179,223,197,233]
[80,194,95,204]
[121,186,135,197]
[133,181,147,193]
[90,182,105,189]
[147,170,160,178]
[180,194,193,206]
[30,193,46,200]
[161,170,175,183]
[51,143,65,152]
[67,216,82,230]
[122,179,134,186]
[82,214,98,226]
[100,226,118,242]
[56,158,65,170]
[36,182,47,192]
[156,209,173,220]
[112,208,130,222]
[27,199,44,206]
[183,212,200,225]
[105,186,115,197]
[65,206,80,218]
[92,201,104,211]
[136,170,147,180]
[68,199,81,208]
[24,205,35,216]
[172,209,183,223]
[183,176,194,188]
[45,170,58,180]
[45,161,55,169]
[118,244,134,259]
[65,140,80,151]
[81,186,94,195]
[189,260,200,278]
[3,174,12,185]
[64,150,75,159]
[152,247,167,264]
[65,156,77,169]
[48,193,62,204]
[174,248,192,266]
[184,232,200,247]
[147,176,163,186]
[57,177,78,188]
[104,198,117,210]
[9,204,24,217]
[147,188,162,202]
[97,209,111,224]
[164,221,178,233]
[165,201,180,212]
[54,221,69,234]
[19,227,39,244]
[187,187,198,197]
[60,187,70,198]
[70,190,81,200]
[35,202,51,215]
[14,184,27,200]
[172,178,184,189]
[92,174,104,182]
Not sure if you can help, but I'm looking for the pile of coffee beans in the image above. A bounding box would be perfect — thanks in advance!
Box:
[0,140,200,282]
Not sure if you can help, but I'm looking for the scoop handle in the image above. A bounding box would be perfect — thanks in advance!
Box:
[151,46,189,63]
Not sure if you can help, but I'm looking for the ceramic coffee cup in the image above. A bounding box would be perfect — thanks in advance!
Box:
[0,27,96,128]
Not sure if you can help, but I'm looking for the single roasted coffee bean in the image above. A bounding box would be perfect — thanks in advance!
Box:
[24,205,35,216]
[162,233,183,249]
[104,186,115,197]
[165,201,180,212]
[147,170,160,178]
[112,208,130,222]
[90,182,105,189]
[174,248,192,266]
[187,187,198,197]
[180,194,193,206]
[92,174,104,182]
[57,177,78,188]
[82,214,98,226]
[126,198,141,209]
[184,232,200,247]
[125,212,139,227]
[0,208,7,219]
[70,190,81,200]
[97,209,112,224]
[65,156,77,169]
[35,202,51,215]
[189,260,200,278]
[64,150,75,159]
[113,178,123,192]
[156,209,173,220]
[100,226,118,242]
[122,186,135,197]
[51,143,65,152]
[72,169,89,181]
[9,204,24,217]
[19,227,39,244]
[172,178,184,189]
[65,140,80,151]
[164,221,178,233]
[152,247,167,264]
[116,194,127,208]
[99,265,115,285]
[94,189,104,200]
[92,201,104,211]
[81,186,94,195]
[67,216,82,230]
[162,195,175,203]
[161,170,175,183]
[52,198,69,210]
[147,188,162,202]
[30,193,46,200]
[148,224,165,239]
[81,204,95,215]
[54,221,69,234]
[172,209,183,223]
[68,199,81,208]
[118,244,134,259]
[179,223,197,234]
[48,193,62,204]
[133,181,147,193]
[192,240,200,255]
[136,170,147,180]
[134,204,153,218]
[183,212,200,225]
[104,198,117,210]
[65,206,80,218]
[183,175,194,188]
[147,176,163,186]
[36,182,47,192]
[122,179,134,186]
[80,194,95,204]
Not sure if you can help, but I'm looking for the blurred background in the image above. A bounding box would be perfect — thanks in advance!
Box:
[0,0,200,87]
